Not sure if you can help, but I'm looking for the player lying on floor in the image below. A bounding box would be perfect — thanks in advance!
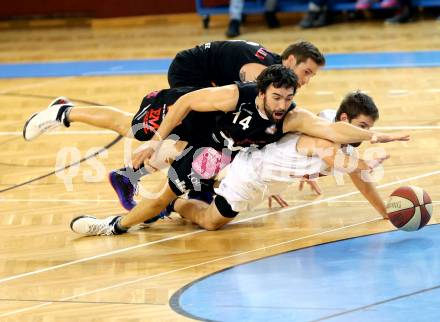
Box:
[157,91,390,231]
[24,66,406,236]
[69,88,390,235]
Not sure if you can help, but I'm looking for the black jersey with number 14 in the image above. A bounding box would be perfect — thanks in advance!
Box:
[201,82,295,152]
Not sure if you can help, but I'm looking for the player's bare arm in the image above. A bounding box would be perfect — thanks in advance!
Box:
[283,108,410,144]
[297,134,388,173]
[239,63,267,82]
[132,85,239,169]
[152,84,239,143]
[348,172,388,219]
[297,134,388,219]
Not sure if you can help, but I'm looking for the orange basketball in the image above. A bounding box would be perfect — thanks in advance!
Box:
[386,186,433,232]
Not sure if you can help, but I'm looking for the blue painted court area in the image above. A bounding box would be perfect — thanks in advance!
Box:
[1,51,440,78]
[170,224,440,322]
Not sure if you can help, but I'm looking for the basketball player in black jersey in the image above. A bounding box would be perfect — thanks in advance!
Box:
[167,40,324,89]
[106,40,325,209]
[62,65,409,236]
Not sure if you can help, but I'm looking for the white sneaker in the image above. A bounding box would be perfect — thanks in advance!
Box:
[23,96,73,141]
[70,215,122,236]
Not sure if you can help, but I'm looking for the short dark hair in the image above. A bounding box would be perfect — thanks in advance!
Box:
[281,41,325,66]
[256,64,298,95]
[336,91,379,122]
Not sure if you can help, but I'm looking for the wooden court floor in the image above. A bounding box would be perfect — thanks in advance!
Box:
[0,13,439,321]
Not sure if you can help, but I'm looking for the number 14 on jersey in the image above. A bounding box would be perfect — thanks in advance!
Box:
[232,111,252,130]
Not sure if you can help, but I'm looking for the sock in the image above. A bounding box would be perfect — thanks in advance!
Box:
[167,198,178,213]
[56,105,72,127]
[112,216,129,234]
[64,106,73,127]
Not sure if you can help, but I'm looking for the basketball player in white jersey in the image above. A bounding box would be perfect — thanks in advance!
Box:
[162,91,389,231]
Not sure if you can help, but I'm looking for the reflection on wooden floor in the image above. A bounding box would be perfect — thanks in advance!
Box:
[0,13,439,321]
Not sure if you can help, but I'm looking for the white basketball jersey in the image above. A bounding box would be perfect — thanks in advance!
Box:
[256,134,327,182]
[215,133,328,212]
[215,108,358,212]
[318,108,337,121]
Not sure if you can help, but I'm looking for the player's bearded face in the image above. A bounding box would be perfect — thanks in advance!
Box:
[263,96,288,123]
[263,88,295,123]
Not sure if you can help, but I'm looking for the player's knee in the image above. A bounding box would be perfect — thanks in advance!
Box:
[202,221,223,231]
[132,126,154,141]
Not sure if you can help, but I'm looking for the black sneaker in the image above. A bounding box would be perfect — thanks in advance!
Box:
[299,11,320,29]
[385,6,414,24]
[265,11,280,28]
[226,19,241,38]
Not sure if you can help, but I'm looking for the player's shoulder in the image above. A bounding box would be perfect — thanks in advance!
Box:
[235,81,258,95]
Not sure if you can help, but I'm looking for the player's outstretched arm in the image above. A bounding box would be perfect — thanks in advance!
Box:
[299,134,388,174]
[348,172,388,219]
[132,85,239,169]
[283,108,410,144]
[298,134,389,219]
[152,85,239,144]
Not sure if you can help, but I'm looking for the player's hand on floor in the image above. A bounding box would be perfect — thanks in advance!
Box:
[371,132,410,143]
[299,178,322,195]
[268,194,289,208]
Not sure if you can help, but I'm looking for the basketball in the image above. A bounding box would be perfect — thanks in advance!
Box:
[386,186,433,232]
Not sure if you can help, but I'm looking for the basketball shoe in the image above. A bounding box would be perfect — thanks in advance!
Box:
[109,169,139,210]
[70,215,127,236]
[23,96,73,141]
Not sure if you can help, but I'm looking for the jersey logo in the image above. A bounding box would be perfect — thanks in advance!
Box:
[255,48,269,61]
[143,106,163,134]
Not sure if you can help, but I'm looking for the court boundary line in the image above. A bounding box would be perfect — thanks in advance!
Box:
[0,169,439,317]
[310,284,440,321]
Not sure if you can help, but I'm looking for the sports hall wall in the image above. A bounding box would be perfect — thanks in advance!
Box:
[0,0,211,19]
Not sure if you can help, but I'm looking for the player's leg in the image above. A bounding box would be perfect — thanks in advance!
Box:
[173,195,238,230]
[109,139,188,210]
[71,146,207,236]
[23,96,134,141]
[70,181,178,236]
[68,106,133,137]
